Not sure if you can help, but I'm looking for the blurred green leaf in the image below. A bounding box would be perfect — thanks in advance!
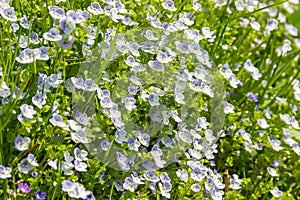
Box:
[288,10,300,32]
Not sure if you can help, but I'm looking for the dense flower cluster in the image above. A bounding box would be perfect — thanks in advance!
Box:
[0,0,300,199]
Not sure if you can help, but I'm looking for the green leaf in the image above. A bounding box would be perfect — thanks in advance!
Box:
[20,69,30,83]
[290,129,300,141]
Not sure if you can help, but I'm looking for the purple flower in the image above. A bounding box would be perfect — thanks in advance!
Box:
[30,32,39,44]
[18,183,31,193]
[19,104,36,119]
[20,17,31,29]
[58,35,74,49]
[144,171,160,182]
[70,129,88,144]
[0,7,17,22]
[87,2,103,15]
[98,172,105,181]
[148,60,164,72]
[144,30,159,41]
[123,177,137,192]
[49,6,65,20]
[14,135,31,151]
[71,77,85,89]
[66,10,82,24]
[62,180,74,192]
[114,180,124,192]
[0,165,12,179]
[191,183,201,192]
[49,113,68,129]
[59,17,76,34]
[157,52,173,63]
[74,160,87,172]
[75,111,91,125]
[31,171,38,178]
[247,92,259,103]
[100,140,110,151]
[160,172,171,183]
[127,138,141,152]
[83,79,98,91]
[77,10,89,21]
[33,46,49,61]
[270,187,283,198]
[35,191,46,200]
[125,56,140,67]
[43,27,62,42]
[74,147,88,161]
[162,0,177,11]
[16,48,34,64]
[11,23,19,32]
[32,91,47,109]
[116,151,130,171]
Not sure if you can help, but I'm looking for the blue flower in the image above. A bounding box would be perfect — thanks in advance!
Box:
[116,151,130,171]
[49,6,65,20]
[32,91,47,109]
[156,52,173,64]
[58,35,74,49]
[14,135,31,151]
[31,171,38,178]
[71,77,85,90]
[162,0,177,12]
[66,10,82,24]
[43,27,62,42]
[125,56,140,67]
[16,48,34,64]
[59,17,76,34]
[33,46,49,61]
[18,35,28,48]
[87,2,103,15]
[70,129,88,144]
[144,171,160,182]
[115,129,127,144]
[123,177,137,192]
[74,160,87,172]
[75,111,91,125]
[100,140,110,151]
[19,104,37,119]
[0,7,17,22]
[127,138,141,152]
[35,191,46,200]
[114,180,124,192]
[148,60,164,72]
[270,187,283,198]
[20,17,31,29]
[49,113,68,129]
[176,169,188,182]
[74,147,88,161]
[83,79,98,91]
[0,165,11,179]
[30,32,39,44]
[11,23,19,32]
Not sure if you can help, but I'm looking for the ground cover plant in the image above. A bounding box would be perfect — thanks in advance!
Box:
[0,0,300,199]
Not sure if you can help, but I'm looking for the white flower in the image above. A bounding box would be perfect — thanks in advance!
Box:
[162,0,177,12]
[270,187,283,198]
[0,165,12,179]
[224,101,234,114]
[250,18,260,31]
[14,136,31,151]
[267,167,279,177]
[257,119,270,129]
[230,174,243,190]
[20,104,37,119]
